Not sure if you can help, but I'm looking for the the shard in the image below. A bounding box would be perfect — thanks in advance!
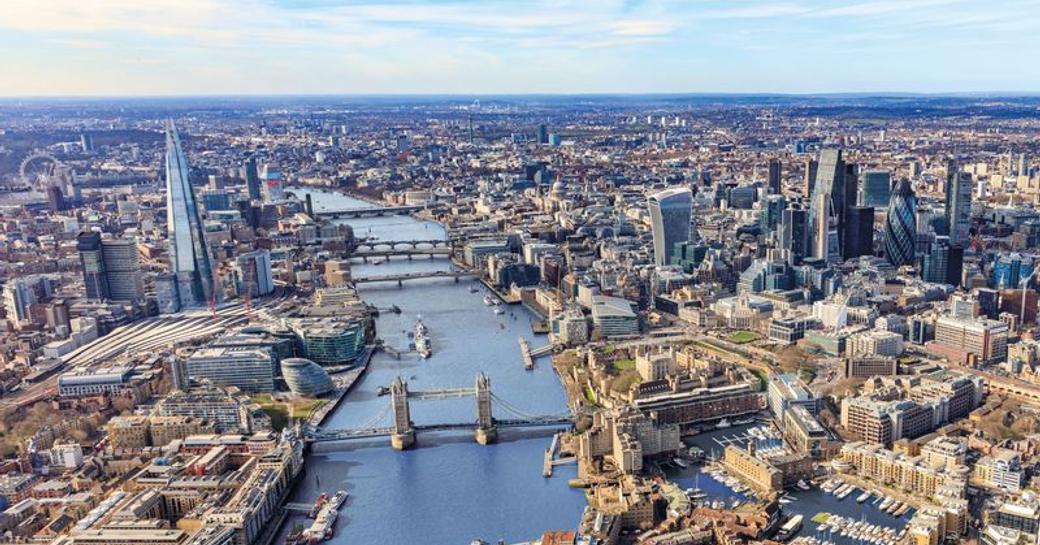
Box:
[165,120,215,308]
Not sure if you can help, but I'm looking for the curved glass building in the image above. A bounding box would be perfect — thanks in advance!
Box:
[648,187,693,266]
[884,179,917,267]
[281,358,334,397]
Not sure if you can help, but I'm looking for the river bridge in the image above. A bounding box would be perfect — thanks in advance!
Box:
[351,269,475,286]
[315,204,424,219]
[306,373,576,449]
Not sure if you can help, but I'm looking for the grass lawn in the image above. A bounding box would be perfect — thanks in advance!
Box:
[613,358,636,371]
[583,386,599,406]
[252,396,329,431]
[728,331,758,344]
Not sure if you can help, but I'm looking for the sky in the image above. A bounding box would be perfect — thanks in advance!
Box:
[1,0,1038,96]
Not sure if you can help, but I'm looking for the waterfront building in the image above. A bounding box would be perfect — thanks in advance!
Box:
[859,169,891,208]
[782,404,832,460]
[884,179,917,267]
[632,382,763,427]
[577,410,680,476]
[186,347,275,393]
[945,160,973,247]
[165,121,217,308]
[280,358,334,397]
[767,372,821,421]
[972,449,1025,491]
[648,187,693,266]
[590,296,639,337]
[839,441,969,498]
[289,318,366,364]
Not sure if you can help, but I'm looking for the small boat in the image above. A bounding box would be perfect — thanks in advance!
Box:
[779,497,794,504]
[733,417,755,425]
[493,308,504,315]
[483,295,495,306]
[716,418,731,429]
[308,493,327,518]
[796,480,811,491]
[879,496,894,510]
[673,457,689,468]
[376,386,390,396]
[857,491,871,503]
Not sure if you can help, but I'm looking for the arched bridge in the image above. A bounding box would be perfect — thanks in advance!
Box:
[306,373,576,449]
[316,205,424,219]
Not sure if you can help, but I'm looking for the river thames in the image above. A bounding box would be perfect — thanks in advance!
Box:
[286,188,587,545]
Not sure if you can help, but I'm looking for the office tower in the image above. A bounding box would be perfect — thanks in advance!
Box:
[537,123,548,144]
[45,184,66,212]
[237,250,275,297]
[944,160,973,247]
[780,206,808,265]
[648,187,693,266]
[843,206,875,259]
[78,232,144,301]
[859,170,891,208]
[884,179,917,267]
[760,194,786,233]
[260,164,284,202]
[803,158,818,196]
[1018,153,1028,177]
[101,239,144,301]
[165,121,216,308]
[244,155,261,201]
[79,134,94,153]
[3,279,37,329]
[992,253,1036,289]
[807,149,845,261]
[201,189,230,212]
[77,232,109,300]
[921,236,963,286]
[768,158,781,194]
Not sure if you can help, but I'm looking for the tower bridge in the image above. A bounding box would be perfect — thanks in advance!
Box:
[306,373,576,450]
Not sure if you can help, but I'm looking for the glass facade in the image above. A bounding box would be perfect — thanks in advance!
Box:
[166,121,216,307]
[281,358,334,397]
[648,187,693,266]
[884,179,917,267]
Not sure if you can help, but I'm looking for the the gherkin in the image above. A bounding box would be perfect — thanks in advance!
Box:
[884,179,917,267]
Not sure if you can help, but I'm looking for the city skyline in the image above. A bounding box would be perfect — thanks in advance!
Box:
[2,0,1040,97]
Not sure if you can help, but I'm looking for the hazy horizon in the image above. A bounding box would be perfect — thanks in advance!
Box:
[2,0,1039,97]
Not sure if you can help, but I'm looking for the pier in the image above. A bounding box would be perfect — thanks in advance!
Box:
[519,337,535,370]
[542,432,576,477]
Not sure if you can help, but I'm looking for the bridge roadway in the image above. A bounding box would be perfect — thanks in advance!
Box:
[351,269,475,285]
[315,205,424,219]
[348,248,451,261]
[308,417,574,443]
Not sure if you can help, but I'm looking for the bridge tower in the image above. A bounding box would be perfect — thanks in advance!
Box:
[390,376,415,450]
[474,372,497,445]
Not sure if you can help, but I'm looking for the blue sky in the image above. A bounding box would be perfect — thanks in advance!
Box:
[0,0,1038,96]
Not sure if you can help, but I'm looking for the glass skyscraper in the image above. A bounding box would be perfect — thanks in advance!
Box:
[944,160,973,247]
[884,179,917,267]
[858,169,891,208]
[807,149,844,262]
[166,121,216,308]
[648,187,693,266]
